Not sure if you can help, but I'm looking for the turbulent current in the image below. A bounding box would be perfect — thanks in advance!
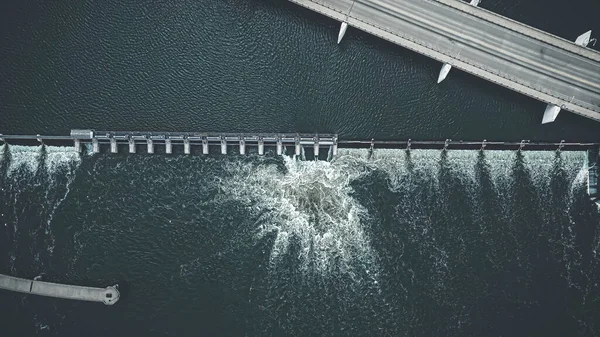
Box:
[1,146,599,336]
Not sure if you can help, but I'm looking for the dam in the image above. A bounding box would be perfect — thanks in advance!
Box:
[0,274,119,305]
[285,0,600,123]
[1,129,599,208]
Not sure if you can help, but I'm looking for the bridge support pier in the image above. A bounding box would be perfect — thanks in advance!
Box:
[542,30,594,124]
[338,22,348,44]
[437,0,480,84]
[74,139,81,153]
[314,136,320,158]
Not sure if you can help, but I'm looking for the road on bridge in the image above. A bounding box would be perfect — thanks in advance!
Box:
[289,0,600,121]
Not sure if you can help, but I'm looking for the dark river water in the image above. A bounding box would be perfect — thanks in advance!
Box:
[1,0,600,336]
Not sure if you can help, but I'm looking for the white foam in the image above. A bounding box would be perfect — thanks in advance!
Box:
[3,145,82,265]
[220,148,589,282]
[45,146,81,175]
[221,153,378,276]
[7,145,42,177]
[84,142,94,156]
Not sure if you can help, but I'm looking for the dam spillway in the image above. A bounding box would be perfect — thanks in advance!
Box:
[1,130,598,208]
[0,129,598,153]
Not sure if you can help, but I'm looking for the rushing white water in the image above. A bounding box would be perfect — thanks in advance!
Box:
[219,148,591,288]
[1,145,82,271]
[7,145,42,177]
[44,146,81,176]
[0,143,5,163]
[43,146,81,255]
[221,153,378,277]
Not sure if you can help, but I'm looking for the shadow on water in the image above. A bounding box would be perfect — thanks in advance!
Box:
[0,144,11,273]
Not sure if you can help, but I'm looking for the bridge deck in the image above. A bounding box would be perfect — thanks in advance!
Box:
[288,0,600,121]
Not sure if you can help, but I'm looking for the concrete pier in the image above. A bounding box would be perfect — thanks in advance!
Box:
[202,138,209,155]
[184,138,191,155]
[220,137,227,155]
[92,138,99,154]
[277,139,283,155]
[165,139,172,154]
[295,138,301,156]
[74,139,81,153]
[287,0,600,122]
[0,274,119,305]
[110,138,117,154]
[332,136,338,156]
[147,139,154,154]
[129,138,136,154]
[239,139,246,155]
[258,138,264,155]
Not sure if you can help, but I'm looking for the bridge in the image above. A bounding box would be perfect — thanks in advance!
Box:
[286,0,600,123]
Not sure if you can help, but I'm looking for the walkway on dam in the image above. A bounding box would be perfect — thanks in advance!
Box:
[287,0,600,122]
[0,274,119,305]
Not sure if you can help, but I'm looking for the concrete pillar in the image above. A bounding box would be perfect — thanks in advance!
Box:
[202,138,209,155]
[276,138,282,156]
[332,136,338,156]
[221,137,227,155]
[165,139,172,154]
[258,138,264,155]
[74,139,81,153]
[239,139,245,155]
[92,138,99,154]
[295,138,301,156]
[184,139,190,155]
[338,22,348,44]
[110,138,117,154]
[129,139,136,154]
[147,139,154,154]
[314,137,320,158]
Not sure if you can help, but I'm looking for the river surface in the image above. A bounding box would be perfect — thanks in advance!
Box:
[1,0,600,336]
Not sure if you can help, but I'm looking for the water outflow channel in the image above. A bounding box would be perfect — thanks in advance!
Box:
[1,136,600,335]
